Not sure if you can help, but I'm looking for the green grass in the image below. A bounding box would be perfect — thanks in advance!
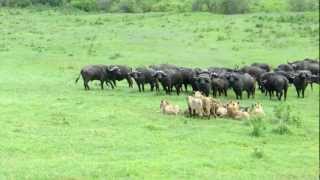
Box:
[0,8,319,179]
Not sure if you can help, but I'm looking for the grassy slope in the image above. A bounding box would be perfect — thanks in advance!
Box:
[0,8,319,179]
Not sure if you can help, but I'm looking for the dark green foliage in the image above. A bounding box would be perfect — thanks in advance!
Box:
[69,0,97,11]
[1,0,319,13]
[272,104,302,135]
[252,147,264,159]
[192,0,249,14]
[249,117,266,137]
[289,0,319,12]
[0,0,64,7]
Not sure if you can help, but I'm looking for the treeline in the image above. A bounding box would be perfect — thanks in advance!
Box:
[0,0,318,14]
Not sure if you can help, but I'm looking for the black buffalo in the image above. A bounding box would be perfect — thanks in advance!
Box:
[179,67,197,92]
[261,74,288,101]
[130,67,159,92]
[210,73,229,97]
[275,64,294,72]
[251,63,271,72]
[227,73,255,99]
[153,70,183,95]
[293,71,310,98]
[75,65,119,90]
[108,65,133,88]
[194,72,211,96]
[289,60,319,75]
[240,66,266,80]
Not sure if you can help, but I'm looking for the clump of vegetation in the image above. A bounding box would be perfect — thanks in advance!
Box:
[271,104,302,135]
[192,0,250,14]
[252,147,264,159]
[0,0,318,13]
[249,117,266,137]
[288,0,319,12]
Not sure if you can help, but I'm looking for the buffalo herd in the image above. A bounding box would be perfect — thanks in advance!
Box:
[75,58,319,101]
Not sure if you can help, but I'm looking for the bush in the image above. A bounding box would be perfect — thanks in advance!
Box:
[1,0,319,12]
[96,0,113,11]
[69,0,97,11]
[289,0,319,12]
[220,0,249,14]
[0,0,32,7]
[14,0,32,7]
[271,104,302,135]
[252,147,264,159]
[249,0,288,13]
[273,121,291,135]
[249,117,266,137]
[118,0,139,13]
[31,0,64,6]
[192,0,249,14]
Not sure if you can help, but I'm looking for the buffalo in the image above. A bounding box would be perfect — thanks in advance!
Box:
[240,66,266,80]
[153,69,183,95]
[210,73,229,97]
[275,64,294,72]
[251,63,271,72]
[261,73,288,101]
[75,65,120,90]
[179,67,197,92]
[194,72,211,96]
[293,71,310,98]
[108,65,134,88]
[227,73,255,99]
[130,67,159,92]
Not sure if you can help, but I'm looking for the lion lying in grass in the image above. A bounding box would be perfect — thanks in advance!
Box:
[160,100,180,115]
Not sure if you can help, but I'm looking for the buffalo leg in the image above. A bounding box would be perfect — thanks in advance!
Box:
[126,77,133,88]
[84,79,90,90]
[109,81,114,89]
[213,90,216,97]
[142,83,145,92]
[137,83,141,92]
[269,90,272,100]
[296,89,300,98]
[112,80,117,87]
[284,89,287,101]
[100,80,104,90]
[278,91,283,101]
[176,85,181,95]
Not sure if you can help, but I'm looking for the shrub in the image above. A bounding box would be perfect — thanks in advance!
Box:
[192,0,249,14]
[220,0,249,14]
[96,0,113,11]
[273,121,290,135]
[31,0,64,6]
[289,0,319,12]
[14,0,32,7]
[1,0,32,7]
[69,0,97,11]
[249,0,288,13]
[249,117,266,137]
[272,104,302,135]
[118,0,135,13]
[252,147,264,159]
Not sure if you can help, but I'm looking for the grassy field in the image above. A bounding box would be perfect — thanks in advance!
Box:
[0,8,319,179]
